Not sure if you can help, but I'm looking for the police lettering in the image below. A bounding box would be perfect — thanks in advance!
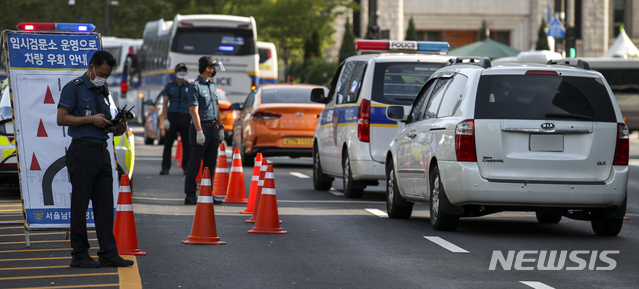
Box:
[214,77,232,86]
[389,41,417,51]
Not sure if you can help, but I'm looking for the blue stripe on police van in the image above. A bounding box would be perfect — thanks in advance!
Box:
[319,103,398,126]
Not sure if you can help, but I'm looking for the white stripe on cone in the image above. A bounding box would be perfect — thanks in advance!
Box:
[231,167,243,172]
[261,188,276,195]
[198,196,214,203]
[119,186,131,193]
[233,153,241,159]
[116,204,133,211]
[215,168,229,173]
[201,178,211,186]
[252,176,259,181]
[265,172,274,179]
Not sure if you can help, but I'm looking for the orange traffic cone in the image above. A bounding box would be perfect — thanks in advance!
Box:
[248,165,286,234]
[223,148,248,204]
[212,143,230,197]
[196,161,203,183]
[246,158,268,223]
[183,167,226,245]
[241,153,263,214]
[113,175,146,255]
[175,134,183,168]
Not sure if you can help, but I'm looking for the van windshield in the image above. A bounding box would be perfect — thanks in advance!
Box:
[371,62,441,105]
[474,74,617,122]
[172,27,256,56]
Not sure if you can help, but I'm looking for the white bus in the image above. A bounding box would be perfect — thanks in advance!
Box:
[133,14,259,106]
[102,37,143,122]
[257,41,277,84]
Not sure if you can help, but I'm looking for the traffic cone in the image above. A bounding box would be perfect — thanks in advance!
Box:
[241,153,263,214]
[248,165,286,234]
[196,161,203,183]
[246,158,268,223]
[183,167,226,245]
[223,148,248,204]
[175,134,183,168]
[212,143,230,197]
[113,175,146,255]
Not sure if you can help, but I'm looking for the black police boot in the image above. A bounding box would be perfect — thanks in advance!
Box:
[184,193,197,205]
[70,257,101,268]
[99,255,134,267]
[160,169,169,175]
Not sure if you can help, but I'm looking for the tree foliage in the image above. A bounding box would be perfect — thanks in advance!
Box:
[339,18,357,63]
[405,17,417,41]
[535,18,550,51]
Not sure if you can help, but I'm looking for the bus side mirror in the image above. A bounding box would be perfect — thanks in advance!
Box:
[386,106,406,122]
[229,102,243,110]
[310,88,328,104]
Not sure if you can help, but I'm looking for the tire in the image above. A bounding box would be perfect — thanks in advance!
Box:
[143,128,154,145]
[312,144,333,191]
[591,198,626,236]
[535,211,562,224]
[386,162,413,219]
[429,167,459,231]
[342,151,364,199]
[240,136,254,167]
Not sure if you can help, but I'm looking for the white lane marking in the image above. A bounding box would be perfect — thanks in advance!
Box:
[365,208,388,218]
[520,281,555,289]
[290,172,310,179]
[136,157,163,161]
[328,187,344,196]
[423,236,469,253]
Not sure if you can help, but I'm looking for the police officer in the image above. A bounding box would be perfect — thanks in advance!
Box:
[184,56,225,205]
[160,63,191,175]
[57,51,134,268]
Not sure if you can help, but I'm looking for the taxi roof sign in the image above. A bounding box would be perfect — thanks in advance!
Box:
[17,23,96,32]
[356,40,450,54]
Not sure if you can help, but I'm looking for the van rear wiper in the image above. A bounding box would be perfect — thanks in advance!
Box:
[545,112,596,121]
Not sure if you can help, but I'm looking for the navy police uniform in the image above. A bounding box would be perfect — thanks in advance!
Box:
[161,79,191,171]
[58,73,118,261]
[184,75,221,198]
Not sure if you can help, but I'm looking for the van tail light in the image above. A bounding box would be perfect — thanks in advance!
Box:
[613,123,629,165]
[357,99,371,142]
[455,120,476,162]
[121,81,127,99]
[252,111,281,120]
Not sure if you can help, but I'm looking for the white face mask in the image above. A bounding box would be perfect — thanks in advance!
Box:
[91,67,107,87]
[176,72,188,79]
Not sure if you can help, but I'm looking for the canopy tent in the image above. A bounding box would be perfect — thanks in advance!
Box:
[448,40,521,60]
[602,29,639,58]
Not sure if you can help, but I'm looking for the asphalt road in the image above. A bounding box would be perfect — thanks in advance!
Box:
[130,128,639,289]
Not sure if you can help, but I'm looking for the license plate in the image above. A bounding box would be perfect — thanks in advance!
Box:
[283,138,313,146]
[530,134,564,152]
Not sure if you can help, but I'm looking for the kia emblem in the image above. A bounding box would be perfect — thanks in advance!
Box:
[541,123,555,130]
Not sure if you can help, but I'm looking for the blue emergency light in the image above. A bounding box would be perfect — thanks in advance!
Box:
[218,46,235,52]
[356,40,450,54]
[17,23,96,32]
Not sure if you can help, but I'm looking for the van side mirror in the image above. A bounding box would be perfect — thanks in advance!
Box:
[229,102,243,110]
[310,88,328,104]
[386,106,406,122]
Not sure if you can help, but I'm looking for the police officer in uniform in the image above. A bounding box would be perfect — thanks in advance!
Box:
[57,51,133,268]
[160,63,191,175]
[184,56,225,205]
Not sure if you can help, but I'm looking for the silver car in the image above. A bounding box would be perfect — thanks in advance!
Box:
[385,58,628,236]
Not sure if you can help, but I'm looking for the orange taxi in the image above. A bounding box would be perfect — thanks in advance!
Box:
[230,84,327,166]
[216,88,236,145]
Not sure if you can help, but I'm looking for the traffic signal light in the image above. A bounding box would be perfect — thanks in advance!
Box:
[565,27,576,58]
[569,48,576,58]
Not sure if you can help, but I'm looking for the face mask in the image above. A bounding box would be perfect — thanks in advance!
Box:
[91,67,107,87]
[176,72,187,79]
[210,68,217,78]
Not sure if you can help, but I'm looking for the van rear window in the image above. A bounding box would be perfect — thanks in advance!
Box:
[371,63,441,105]
[474,75,617,122]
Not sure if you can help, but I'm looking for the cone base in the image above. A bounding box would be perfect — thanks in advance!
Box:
[245,218,282,223]
[182,236,227,245]
[212,193,227,197]
[248,228,287,234]
[240,210,253,214]
[119,249,147,256]
[223,198,248,204]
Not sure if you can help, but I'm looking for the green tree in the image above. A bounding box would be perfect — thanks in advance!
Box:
[339,18,357,63]
[478,20,489,41]
[535,18,550,50]
[405,16,417,41]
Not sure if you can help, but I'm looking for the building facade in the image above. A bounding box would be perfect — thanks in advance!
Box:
[327,0,638,59]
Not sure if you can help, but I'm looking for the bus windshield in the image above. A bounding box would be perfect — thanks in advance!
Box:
[171,27,255,56]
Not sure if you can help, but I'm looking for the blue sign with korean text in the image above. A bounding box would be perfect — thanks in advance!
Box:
[7,33,101,69]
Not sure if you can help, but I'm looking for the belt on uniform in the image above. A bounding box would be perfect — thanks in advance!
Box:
[72,139,108,149]
[170,112,190,116]
[201,120,218,124]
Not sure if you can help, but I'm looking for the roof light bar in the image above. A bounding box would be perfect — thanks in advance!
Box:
[17,22,95,32]
[356,40,450,54]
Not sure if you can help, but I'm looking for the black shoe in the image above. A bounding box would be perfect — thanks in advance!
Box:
[183,169,187,175]
[185,194,198,205]
[213,198,223,204]
[99,255,134,267]
[70,257,100,268]
[160,169,169,175]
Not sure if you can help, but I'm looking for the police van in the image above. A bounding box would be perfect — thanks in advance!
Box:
[310,40,453,198]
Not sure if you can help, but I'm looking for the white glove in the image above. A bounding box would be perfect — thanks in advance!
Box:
[196,130,205,145]
[163,119,170,131]
[219,128,225,143]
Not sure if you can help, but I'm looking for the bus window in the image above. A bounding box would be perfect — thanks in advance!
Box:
[171,27,256,56]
